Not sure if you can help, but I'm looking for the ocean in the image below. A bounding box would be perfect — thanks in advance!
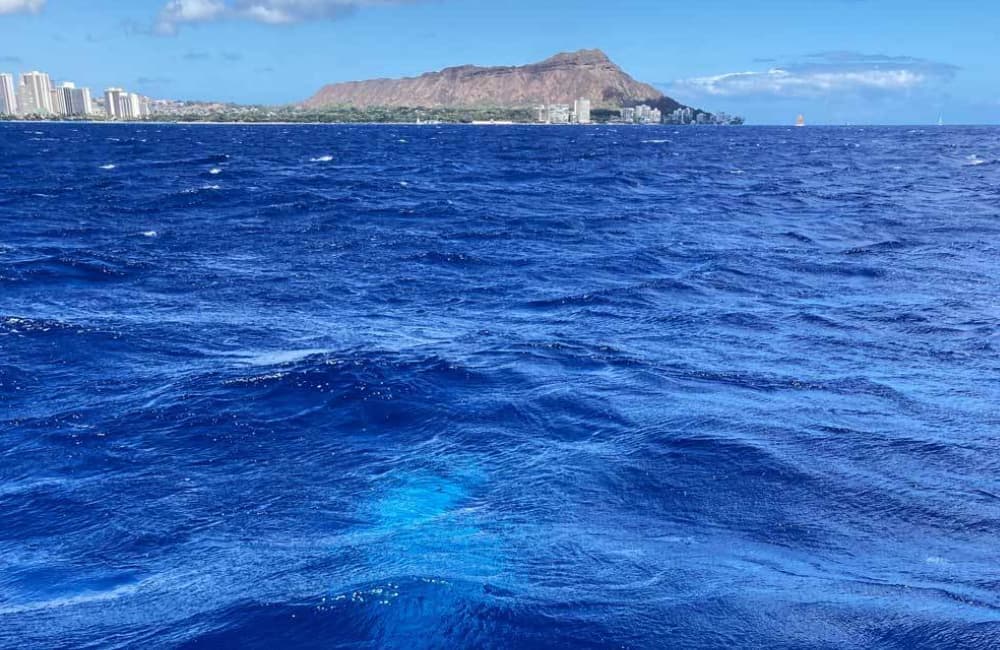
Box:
[1,123,999,649]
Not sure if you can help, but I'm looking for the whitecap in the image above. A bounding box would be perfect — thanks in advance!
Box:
[209,168,222,175]
[140,231,158,238]
[99,164,116,170]
[965,155,991,167]
[0,582,140,616]
[230,348,331,367]
[642,139,670,144]
[310,155,334,163]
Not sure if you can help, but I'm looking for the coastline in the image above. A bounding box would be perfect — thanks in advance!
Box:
[0,118,655,127]
[0,118,750,127]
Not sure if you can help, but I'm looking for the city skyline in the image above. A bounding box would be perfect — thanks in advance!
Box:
[1,1,998,124]
[0,67,150,119]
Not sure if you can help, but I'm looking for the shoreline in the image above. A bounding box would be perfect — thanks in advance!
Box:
[1,119,988,127]
[0,118,642,126]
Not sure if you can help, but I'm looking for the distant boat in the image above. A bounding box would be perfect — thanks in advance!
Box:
[795,114,806,128]
[938,115,944,127]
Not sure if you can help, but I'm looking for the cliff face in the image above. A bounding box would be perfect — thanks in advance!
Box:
[303,49,667,109]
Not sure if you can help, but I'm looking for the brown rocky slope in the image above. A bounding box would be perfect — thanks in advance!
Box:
[303,49,676,110]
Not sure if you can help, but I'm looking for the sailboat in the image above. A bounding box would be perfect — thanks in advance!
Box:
[938,115,944,127]
[795,114,806,128]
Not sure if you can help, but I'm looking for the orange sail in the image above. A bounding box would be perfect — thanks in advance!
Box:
[795,115,806,127]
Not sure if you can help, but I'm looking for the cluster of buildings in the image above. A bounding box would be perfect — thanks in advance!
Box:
[622,104,741,125]
[661,106,741,125]
[0,70,151,120]
[102,87,152,120]
[622,104,663,124]
[531,97,742,126]
[537,98,593,124]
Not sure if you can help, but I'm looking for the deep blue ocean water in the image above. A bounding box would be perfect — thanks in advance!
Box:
[1,122,999,649]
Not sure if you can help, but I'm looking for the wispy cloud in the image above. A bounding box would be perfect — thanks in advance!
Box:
[669,52,959,98]
[0,0,44,15]
[182,50,243,61]
[155,0,421,34]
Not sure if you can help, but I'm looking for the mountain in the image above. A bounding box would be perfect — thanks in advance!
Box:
[303,49,674,110]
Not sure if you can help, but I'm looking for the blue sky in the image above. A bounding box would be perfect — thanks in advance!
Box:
[1,0,997,124]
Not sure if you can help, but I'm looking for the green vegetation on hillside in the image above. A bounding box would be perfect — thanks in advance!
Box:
[167,106,539,124]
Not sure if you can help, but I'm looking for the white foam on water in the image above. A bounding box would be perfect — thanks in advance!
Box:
[642,139,670,144]
[140,231,158,238]
[0,582,140,616]
[209,168,222,175]
[99,164,116,170]
[228,348,332,367]
[311,155,334,163]
[965,155,990,166]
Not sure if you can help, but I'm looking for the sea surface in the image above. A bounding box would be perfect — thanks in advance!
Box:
[1,123,999,649]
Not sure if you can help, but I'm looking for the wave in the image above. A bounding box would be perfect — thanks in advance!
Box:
[0,252,146,284]
[965,154,996,167]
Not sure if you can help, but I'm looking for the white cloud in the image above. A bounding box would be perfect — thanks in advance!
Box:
[0,0,44,15]
[677,68,929,97]
[156,0,417,33]
[156,0,226,33]
[670,53,958,98]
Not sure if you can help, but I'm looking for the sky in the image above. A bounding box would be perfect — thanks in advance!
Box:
[0,0,997,124]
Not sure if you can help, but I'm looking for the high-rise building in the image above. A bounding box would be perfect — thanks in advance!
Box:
[0,73,16,115]
[128,93,143,119]
[50,87,67,116]
[116,93,132,119]
[80,87,94,116]
[59,82,93,116]
[18,71,54,115]
[574,98,592,125]
[105,87,125,118]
